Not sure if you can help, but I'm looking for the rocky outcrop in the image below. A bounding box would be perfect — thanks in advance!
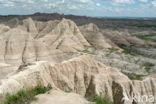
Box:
[0,18,91,67]
[0,24,10,34]
[0,55,156,104]
[31,90,90,104]
[101,30,146,46]
[40,18,90,52]
[23,18,39,38]
[0,28,53,65]
[79,23,116,48]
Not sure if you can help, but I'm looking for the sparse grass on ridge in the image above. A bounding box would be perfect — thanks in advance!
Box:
[133,33,156,41]
[119,45,136,56]
[129,74,145,80]
[108,48,119,53]
[85,94,114,104]
[2,84,52,104]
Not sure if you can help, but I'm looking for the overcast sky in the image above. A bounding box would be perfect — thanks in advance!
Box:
[0,0,156,17]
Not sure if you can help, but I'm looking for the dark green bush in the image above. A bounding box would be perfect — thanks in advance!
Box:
[3,84,52,104]
[86,94,114,104]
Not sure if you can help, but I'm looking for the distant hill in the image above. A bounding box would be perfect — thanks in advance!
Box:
[1,12,156,30]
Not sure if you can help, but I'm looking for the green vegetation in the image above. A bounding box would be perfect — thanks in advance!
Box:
[130,24,156,28]
[144,62,154,73]
[85,94,114,104]
[108,48,119,53]
[133,33,156,41]
[129,74,145,80]
[122,49,136,56]
[3,84,52,104]
[119,45,136,56]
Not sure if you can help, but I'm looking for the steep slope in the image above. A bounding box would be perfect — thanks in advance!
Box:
[35,20,60,38]
[79,23,116,48]
[40,18,90,52]
[0,28,55,65]
[23,18,39,38]
[5,18,20,28]
[0,18,92,81]
[0,56,156,104]
[101,30,148,46]
[0,18,92,65]
[31,90,90,104]
[0,24,10,34]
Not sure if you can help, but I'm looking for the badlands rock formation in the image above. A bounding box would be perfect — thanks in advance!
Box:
[0,56,156,104]
[79,23,117,48]
[101,30,146,46]
[0,18,91,80]
[31,90,90,104]
[0,18,156,104]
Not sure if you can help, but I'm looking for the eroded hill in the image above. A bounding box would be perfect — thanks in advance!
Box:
[0,18,156,104]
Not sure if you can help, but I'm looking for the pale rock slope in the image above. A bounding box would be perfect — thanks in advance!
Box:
[0,24,10,34]
[23,18,39,38]
[0,28,53,65]
[40,18,90,52]
[31,90,90,104]
[35,20,60,38]
[5,18,20,28]
[0,55,156,104]
[79,23,116,48]
[0,18,92,80]
[101,30,149,46]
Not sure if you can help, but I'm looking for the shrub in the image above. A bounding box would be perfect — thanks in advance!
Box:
[129,74,145,80]
[108,48,119,53]
[3,84,52,104]
[86,94,114,104]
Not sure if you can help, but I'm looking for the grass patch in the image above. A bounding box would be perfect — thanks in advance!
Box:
[122,49,136,56]
[133,33,156,41]
[119,45,136,56]
[130,24,156,28]
[2,84,52,104]
[143,62,155,73]
[85,94,114,104]
[129,75,145,80]
[108,48,119,53]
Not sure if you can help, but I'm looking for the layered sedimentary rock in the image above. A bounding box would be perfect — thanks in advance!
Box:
[0,18,91,66]
[1,17,156,104]
[101,30,146,46]
[0,55,155,104]
[39,18,90,52]
[79,23,116,48]
[31,90,90,104]
[0,28,53,65]
[0,18,89,81]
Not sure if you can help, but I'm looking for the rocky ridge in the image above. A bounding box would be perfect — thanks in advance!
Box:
[0,18,156,104]
[0,56,155,104]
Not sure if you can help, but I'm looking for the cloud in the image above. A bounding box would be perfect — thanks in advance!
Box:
[0,0,15,7]
[40,0,48,2]
[12,0,35,4]
[152,1,156,7]
[0,0,156,17]
[96,3,101,6]
[112,0,135,5]
[139,0,148,3]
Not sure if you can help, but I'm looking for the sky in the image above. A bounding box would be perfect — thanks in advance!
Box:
[0,0,156,17]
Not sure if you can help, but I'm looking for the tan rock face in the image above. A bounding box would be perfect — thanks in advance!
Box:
[101,30,146,46]
[0,55,155,104]
[79,23,116,48]
[39,18,90,52]
[31,90,90,104]
[1,18,156,104]
[0,18,91,80]
[0,18,90,69]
